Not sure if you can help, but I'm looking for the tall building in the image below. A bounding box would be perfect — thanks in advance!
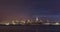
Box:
[36,17,39,22]
[12,20,16,25]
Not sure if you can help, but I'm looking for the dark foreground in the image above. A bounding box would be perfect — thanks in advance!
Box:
[0,25,60,32]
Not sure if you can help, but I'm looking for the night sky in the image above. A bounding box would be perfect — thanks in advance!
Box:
[0,0,60,21]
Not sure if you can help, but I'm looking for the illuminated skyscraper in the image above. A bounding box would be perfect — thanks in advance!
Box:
[36,17,39,22]
[20,20,26,25]
[12,20,16,25]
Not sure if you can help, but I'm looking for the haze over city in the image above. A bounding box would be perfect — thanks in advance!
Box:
[0,0,60,22]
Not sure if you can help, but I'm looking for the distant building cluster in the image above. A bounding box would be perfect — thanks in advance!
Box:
[0,16,60,25]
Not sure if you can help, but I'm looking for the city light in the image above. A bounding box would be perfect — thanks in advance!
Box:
[5,23,10,25]
[55,22,59,25]
[36,17,39,21]
[12,20,16,25]
[20,20,26,25]
[52,22,60,25]
[0,17,60,25]
[43,23,50,25]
